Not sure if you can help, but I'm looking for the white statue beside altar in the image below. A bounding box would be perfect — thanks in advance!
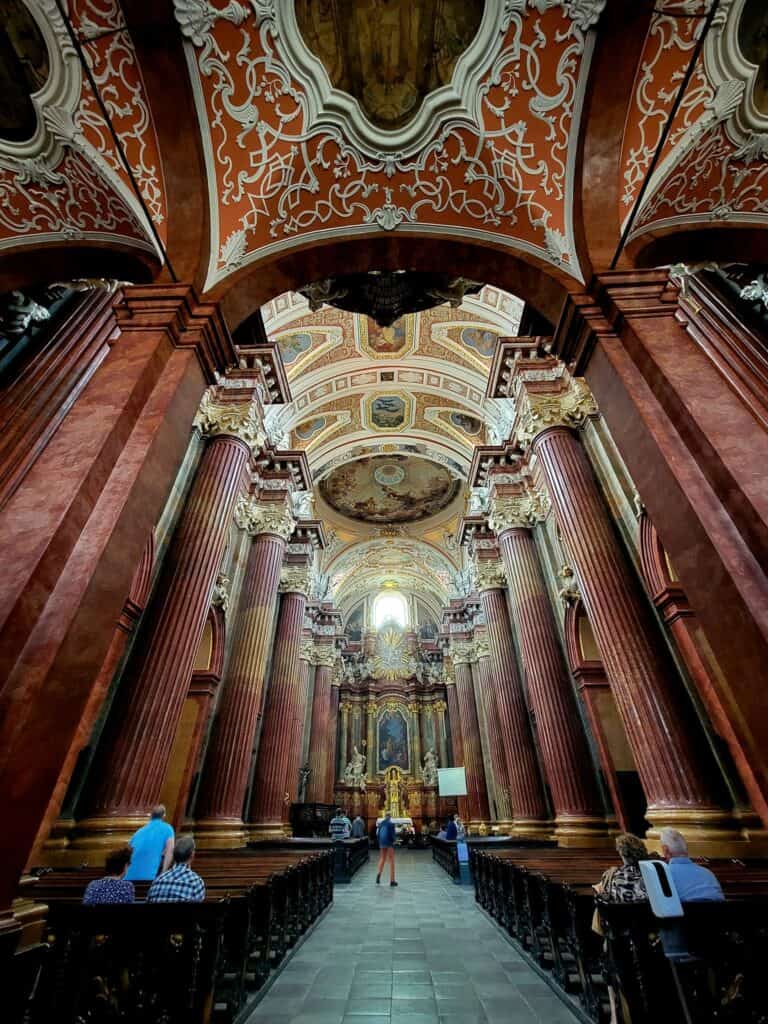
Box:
[343,745,367,791]
[421,748,438,786]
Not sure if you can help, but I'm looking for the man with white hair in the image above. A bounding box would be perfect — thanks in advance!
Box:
[660,828,724,901]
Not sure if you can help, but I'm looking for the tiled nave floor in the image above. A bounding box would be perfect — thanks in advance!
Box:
[247,849,579,1024]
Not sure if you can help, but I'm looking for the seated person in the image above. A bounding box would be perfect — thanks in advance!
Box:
[445,816,458,841]
[126,804,174,881]
[660,827,724,901]
[594,833,648,903]
[147,835,205,903]
[436,828,447,840]
[83,845,135,905]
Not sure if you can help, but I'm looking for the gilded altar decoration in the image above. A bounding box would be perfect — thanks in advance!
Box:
[383,766,409,818]
[372,626,416,681]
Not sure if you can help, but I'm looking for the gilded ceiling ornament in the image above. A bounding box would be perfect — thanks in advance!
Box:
[514,375,598,448]
[472,558,507,593]
[451,639,476,665]
[279,563,313,596]
[195,388,266,451]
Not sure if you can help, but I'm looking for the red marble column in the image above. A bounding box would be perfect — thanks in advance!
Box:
[195,509,293,847]
[473,645,514,830]
[452,643,490,829]
[77,427,251,847]
[286,638,313,804]
[249,578,309,837]
[479,585,551,835]
[327,682,341,800]
[306,645,336,803]
[497,524,606,844]
[534,423,735,844]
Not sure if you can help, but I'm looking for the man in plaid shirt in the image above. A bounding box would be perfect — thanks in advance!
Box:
[147,835,205,902]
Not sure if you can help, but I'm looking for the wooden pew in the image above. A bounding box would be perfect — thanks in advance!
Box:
[431,835,555,880]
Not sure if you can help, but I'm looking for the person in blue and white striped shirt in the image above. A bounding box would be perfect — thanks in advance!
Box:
[328,807,352,840]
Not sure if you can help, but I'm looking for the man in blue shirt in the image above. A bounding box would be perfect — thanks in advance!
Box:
[125,804,174,881]
[661,827,724,901]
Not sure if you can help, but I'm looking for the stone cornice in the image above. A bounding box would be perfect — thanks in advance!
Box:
[195,387,266,451]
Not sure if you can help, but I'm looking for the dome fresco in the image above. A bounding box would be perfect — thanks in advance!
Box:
[319,454,460,524]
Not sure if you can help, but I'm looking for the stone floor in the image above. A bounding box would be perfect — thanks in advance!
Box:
[246,849,580,1024]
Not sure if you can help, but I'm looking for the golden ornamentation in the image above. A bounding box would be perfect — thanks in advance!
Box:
[372,627,415,681]
[366,702,378,716]
[279,563,313,595]
[433,700,447,713]
[472,557,507,593]
[234,496,295,540]
[451,640,476,665]
[489,490,548,533]
[195,388,266,450]
[474,636,490,659]
[407,701,420,714]
[514,375,597,448]
[312,645,337,668]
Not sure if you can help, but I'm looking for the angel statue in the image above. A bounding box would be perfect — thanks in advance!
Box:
[421,748,439,786]
[343,745,367,792]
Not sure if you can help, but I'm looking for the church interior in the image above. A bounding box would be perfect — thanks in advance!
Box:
[3,1,768,1022]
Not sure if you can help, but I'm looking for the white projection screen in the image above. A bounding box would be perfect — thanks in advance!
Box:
[437,767,468,796]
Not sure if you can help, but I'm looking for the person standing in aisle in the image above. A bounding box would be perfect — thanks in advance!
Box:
[376,812,398,887]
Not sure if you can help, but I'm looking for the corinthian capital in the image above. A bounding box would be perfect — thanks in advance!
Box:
[514,375,597,448]
[489,489,549,533]
[473,557,507,593]
[279,563,313,596]
[299,638,314,663]
[474,635,490,659]
[234,495,295,540]
[313,645,337,668]
[195,388,266,451]
[451,640,476,665]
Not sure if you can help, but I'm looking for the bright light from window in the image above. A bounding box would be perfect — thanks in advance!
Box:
[373,591,408,630]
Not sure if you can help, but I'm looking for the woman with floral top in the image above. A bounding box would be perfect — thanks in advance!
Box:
[82,845,135,905]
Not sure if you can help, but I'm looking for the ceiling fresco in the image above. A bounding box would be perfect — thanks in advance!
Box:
[295,0,485,130]
[0,0,166,259]
[319,454,461,524]
[178,0,601,289]
[621,0,768,249]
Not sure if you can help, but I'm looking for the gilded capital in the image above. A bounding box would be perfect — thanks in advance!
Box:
[514,375,597,448]
[234,495,295,540]
[473,557,507,592]
[312,645,337,668]
[451,640,476,665]
[407,701,420,714]
[474,636,490,659]
[489,489,549,533]
[366,702,378,717]
[433,700,447,713]
[195,388,266,451]
[279,563,313,596]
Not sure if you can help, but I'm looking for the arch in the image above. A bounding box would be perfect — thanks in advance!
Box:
[372,591,409,630]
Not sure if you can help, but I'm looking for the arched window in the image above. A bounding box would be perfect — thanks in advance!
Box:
[373,591,408,630]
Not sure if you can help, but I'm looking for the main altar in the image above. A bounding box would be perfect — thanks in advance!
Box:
[333,622,457,832]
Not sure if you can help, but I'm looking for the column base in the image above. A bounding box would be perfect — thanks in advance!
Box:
[69,814,146,851]
[512,818,554,840]
[40,817,76,852]
[249,822,292,841]
[645,807,766,857]
[194,818,248,850]
[554,815,612,848]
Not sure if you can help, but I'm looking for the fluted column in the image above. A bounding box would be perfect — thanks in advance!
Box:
[409,701,422,775]
[195,501,294,847]
[489,502,606,845]
[306,645,336,803]
[339,701,351,780]
[366,701,377,780]
[451,642,490,830]
[328,680,341,799]
[434,699,448,770]
[515,372,735,847]
[249,561,311,838]
[476,569,550,836]
[287,637,314,804]
[77,394,261,847]
[473,637,514,830]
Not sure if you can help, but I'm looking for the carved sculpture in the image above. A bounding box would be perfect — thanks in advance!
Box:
[343,745,367,791]
[421,748,438,786]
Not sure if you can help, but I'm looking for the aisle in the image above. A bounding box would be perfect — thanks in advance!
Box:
[247,849,579,1024]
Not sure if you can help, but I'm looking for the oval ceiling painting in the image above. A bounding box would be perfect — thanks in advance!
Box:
[319,454,460,524]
